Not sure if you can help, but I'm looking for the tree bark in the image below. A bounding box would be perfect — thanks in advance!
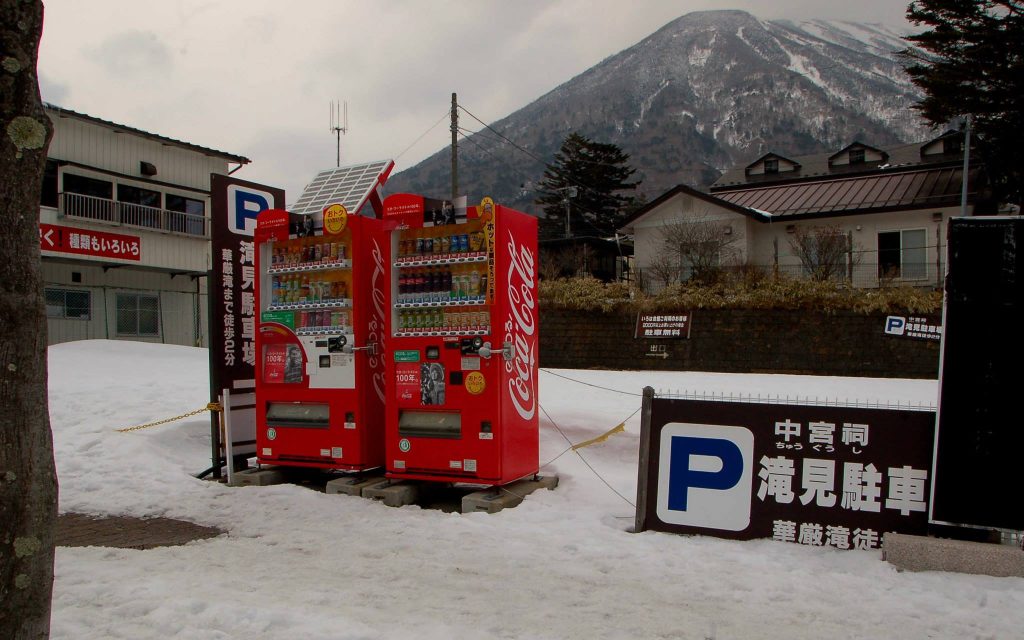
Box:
[0,2,58,639]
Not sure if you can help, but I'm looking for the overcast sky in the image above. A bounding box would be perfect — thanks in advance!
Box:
[38,1,913,202]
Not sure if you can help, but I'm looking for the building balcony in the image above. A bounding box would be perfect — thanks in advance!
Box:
[59,192,209,238]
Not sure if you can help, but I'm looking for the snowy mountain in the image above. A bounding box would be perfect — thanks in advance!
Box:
[386,10,930,212]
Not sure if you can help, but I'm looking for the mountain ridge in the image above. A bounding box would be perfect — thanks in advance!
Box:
[385,9,930,214]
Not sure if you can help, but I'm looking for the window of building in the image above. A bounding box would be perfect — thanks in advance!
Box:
[680,241,720,281]
[878,229,927,280]
[63,173,113,199]
[116,293,160,337]
[764,158,779,174]
[943,136,964,155]
[849,148,866,164]
[62,173,115,221]
[41,160,59,207]
[117,184,163,229]
[45,288,91,320]
[166,194,207,235]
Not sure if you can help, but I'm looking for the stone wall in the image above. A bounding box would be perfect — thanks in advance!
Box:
[539,308,940,378]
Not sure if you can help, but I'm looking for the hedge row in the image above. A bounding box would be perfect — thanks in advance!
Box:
[539,276,943,315]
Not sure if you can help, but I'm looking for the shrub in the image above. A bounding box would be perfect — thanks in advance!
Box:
[539,275,942,315]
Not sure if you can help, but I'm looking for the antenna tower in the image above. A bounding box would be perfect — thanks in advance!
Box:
[330,101,348,168]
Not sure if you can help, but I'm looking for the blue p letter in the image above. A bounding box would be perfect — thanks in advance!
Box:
[666,436,743,512]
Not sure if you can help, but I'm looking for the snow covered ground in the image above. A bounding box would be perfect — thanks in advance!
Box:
[48,340,1022,639]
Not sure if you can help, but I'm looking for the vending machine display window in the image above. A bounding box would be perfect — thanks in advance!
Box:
[392,220,491,336]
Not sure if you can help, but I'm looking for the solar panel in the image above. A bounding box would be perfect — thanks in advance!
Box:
[290,159,395,218]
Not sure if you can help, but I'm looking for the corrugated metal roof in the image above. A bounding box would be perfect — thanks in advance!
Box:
[715,167,974,217]
[44,103,250,164]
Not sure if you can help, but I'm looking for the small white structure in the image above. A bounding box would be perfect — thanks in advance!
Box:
[39,104,249,346]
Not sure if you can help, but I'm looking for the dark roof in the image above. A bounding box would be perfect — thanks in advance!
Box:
[618,183,768,232]
[45,103,250,164]
[715,166,978,219]
[745,152,801,172]
[827,141,888,167]
[711,135,966,191]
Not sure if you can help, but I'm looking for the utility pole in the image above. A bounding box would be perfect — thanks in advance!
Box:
[959,113,971,216]
[451,92,458,201]
[561,186,577,239]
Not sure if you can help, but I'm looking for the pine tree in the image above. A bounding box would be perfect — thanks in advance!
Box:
[535,132,641,240]
[903,0,1024,206]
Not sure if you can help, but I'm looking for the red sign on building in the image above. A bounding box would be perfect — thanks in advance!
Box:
[39,223,141,261]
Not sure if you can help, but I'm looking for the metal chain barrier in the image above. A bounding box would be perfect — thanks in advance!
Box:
[115,402,222,433]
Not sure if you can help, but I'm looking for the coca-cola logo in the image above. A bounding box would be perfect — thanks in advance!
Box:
[503,230,537,421]
[369,239,387,403]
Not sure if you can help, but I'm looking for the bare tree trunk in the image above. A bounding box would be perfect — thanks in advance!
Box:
[0,2,58,639]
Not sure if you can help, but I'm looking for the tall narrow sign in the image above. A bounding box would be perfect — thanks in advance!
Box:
[209,174,285,476]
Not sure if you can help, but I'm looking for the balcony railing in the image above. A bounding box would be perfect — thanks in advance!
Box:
[59,192,209,237]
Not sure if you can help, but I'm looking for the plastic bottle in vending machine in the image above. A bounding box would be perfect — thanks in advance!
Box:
[470,268,481,300]
[435,269,446,303]
[449,266,459,301]
[427,269,437,303]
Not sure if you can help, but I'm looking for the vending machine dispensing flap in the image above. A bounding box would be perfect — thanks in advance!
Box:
[265,403,330,428]
[398,411,462,439]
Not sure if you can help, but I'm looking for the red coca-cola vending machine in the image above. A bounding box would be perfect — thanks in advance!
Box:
[382,194,539,485]
[254,205,392,470]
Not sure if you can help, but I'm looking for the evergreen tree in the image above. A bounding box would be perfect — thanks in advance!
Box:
[535,132,641,240]
[903,0,1024,206]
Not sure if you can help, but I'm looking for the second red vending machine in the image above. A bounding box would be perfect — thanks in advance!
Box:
[383,195,539,486]
[254,205,392,470]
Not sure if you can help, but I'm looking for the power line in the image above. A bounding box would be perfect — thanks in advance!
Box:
[457,103,638,235]
[394,109,452,161]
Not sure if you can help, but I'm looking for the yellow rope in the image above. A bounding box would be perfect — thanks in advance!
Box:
[571,422,626,450]
[116,402,223,433]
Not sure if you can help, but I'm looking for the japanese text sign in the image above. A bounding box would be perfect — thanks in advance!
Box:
[635,394,935,549]
[39,223,140,261]
[635,311,691,339]
[210,175,285,395]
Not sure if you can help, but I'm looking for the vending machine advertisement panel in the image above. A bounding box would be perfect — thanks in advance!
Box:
[254,205,392,470]
[383,195,539,485]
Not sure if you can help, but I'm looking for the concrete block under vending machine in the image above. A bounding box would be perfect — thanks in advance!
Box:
[461,475,559,514]
[362,480,420,507]
[229,466,287,487]
[325,475,389,497]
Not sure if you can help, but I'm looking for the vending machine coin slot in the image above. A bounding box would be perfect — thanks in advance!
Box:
[460,337,484,355]
[426,346,440,360]
[327,336,346,353]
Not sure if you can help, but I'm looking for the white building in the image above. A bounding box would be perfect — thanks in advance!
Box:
[39,104,249,346]
[620,133,1000,290]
